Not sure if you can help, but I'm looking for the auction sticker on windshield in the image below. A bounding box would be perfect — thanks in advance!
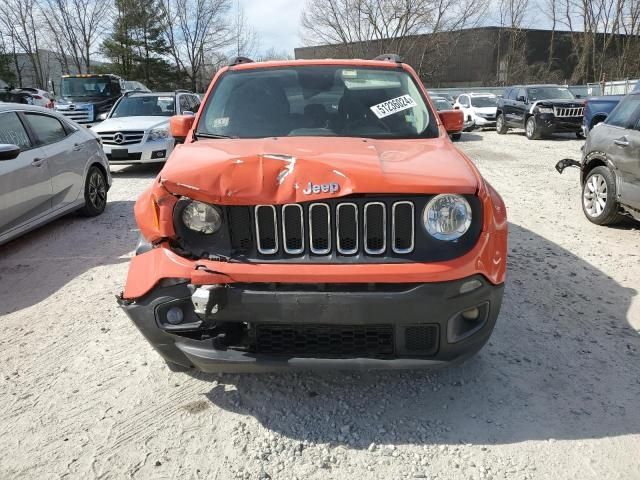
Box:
[370,95,417,119]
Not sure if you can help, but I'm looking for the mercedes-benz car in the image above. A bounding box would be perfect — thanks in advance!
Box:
[92,91,201,165]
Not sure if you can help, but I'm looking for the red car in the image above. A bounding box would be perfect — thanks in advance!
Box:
[118,55,508,373]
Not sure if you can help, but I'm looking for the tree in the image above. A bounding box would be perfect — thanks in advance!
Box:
[230,0,258,58]
[167,0,233,91]
[102,0,175,88]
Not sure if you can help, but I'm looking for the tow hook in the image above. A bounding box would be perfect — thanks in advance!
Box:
[555,158,582,174]
[189,284,227,319]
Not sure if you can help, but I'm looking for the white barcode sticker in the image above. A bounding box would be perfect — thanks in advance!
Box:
[370,95,417,119]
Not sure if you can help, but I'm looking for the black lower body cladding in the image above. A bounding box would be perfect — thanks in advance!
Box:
[119,275,504,373]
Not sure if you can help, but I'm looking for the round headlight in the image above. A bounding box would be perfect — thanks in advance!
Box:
[181,201,222,234]
[423,194,472,241]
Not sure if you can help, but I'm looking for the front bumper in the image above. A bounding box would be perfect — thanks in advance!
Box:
[119,276,504,372]
[474,116,497,127]
[102,138,173,164]
[536,115,583,133]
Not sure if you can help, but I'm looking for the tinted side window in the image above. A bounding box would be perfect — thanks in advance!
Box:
[606,96,640,128]
[507,88,518,100]
[179,95,190,113]
[518,88,527,101]
[190,95,201,112]
[25,113,68,145]
[0,112,32,149]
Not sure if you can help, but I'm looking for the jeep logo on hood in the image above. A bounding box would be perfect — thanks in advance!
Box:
[303,182,340,195]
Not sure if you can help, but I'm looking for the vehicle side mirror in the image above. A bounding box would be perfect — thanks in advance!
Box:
[517,95,526,102]
[454,105,460,110]
[170,115,195,141]
[97,112,108,121]
[0,144,20,161]
[575,94,581,99]
[439,110,464,133]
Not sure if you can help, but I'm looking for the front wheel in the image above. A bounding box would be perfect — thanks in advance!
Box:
[496,114,508,134]
[581,166,625,225]
[79,165,108,216]
[525,116,541,140]
[450,132,461,141]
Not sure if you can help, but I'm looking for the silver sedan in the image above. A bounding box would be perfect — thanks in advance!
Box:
[0,104,112,245]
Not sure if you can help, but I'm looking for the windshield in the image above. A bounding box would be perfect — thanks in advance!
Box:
[61,77,117,98]
[111,95,176,118]
[432,98,452,111]
[527,87,575,101]
[470,96,497,107]
[196,66,438,139]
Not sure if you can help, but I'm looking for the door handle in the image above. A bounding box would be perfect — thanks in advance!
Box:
[614,138,629,147]
[72,143,84,151]
[31,157,45,167]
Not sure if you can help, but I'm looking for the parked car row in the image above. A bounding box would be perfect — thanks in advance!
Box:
[0,87,55,109]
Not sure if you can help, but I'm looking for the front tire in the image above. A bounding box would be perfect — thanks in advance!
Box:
[496,114,508,134]
[79,165,108,216]
[525,116,541,140]
[581,166,625,225]
[451,132,461,141]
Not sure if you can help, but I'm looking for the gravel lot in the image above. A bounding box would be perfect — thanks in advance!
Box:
[1,130,639,480]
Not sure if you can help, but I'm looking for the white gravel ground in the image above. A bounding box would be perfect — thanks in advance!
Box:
[1,130,639,480]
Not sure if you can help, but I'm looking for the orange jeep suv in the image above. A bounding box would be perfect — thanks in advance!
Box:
[118,56,508,372]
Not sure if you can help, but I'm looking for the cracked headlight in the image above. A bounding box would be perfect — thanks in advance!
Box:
[423,194,472,241]
[149,127,169,141]
[182,201,222,234]
[537,107,554,114]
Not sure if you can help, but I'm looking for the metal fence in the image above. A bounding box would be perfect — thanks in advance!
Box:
[587,79,638,96]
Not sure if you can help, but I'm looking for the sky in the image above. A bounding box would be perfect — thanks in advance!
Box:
[241,0,305,56]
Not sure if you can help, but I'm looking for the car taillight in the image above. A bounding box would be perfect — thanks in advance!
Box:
[33,95,43,99]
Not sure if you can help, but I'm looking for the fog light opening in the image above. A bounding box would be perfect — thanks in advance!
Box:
[461,307,480,321]
[166,306,184,325]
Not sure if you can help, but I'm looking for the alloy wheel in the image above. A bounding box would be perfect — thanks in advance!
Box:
[88,171,107,210]
[583,173,607,217]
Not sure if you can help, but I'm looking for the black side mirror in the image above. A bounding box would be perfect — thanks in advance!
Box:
[517,95,526,102]
[0,144,20,161]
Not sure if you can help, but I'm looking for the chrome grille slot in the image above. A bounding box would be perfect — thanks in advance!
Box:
[364,202,386,255]
[255,205,278,254]
[309,203,331,255]
[336,203,358,255]
[282,204,304,254]
[553,107,584,118]
[392,201,414,253]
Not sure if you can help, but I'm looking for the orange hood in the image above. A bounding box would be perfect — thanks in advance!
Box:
[159,136,480,204]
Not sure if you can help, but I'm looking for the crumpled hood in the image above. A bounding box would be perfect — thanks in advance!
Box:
[92,116,169,132]
[159,136,479,205]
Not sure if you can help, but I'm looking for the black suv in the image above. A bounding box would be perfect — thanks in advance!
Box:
[496,85,585,140]
[556,91,640,225]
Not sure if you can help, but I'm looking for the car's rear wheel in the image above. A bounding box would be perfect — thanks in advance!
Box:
[79,165,108,216]
[450,132,461,141]
[525,116,541,140]
[496,114,508,134]
[581,166,625,225]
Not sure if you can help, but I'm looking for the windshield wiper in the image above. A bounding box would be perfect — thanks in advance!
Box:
[194,132,235,140]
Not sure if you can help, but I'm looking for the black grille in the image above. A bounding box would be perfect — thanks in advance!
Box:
[393,202,414,253]
[309,204,330,254]
[256,324,394,357]
[229,207,252,252]
[364,203,386,254]
[404,325,439,355]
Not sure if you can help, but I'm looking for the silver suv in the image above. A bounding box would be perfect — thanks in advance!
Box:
[92,91,201,165]
[557,91,640,225]
[0,104,111,245]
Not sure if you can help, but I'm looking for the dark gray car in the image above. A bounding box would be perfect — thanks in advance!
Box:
[0,104,112,245]
[556,91,640,225]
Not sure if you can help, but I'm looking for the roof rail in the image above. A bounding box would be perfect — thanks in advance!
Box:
[228,56,254,66]
[373,53,402,63]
